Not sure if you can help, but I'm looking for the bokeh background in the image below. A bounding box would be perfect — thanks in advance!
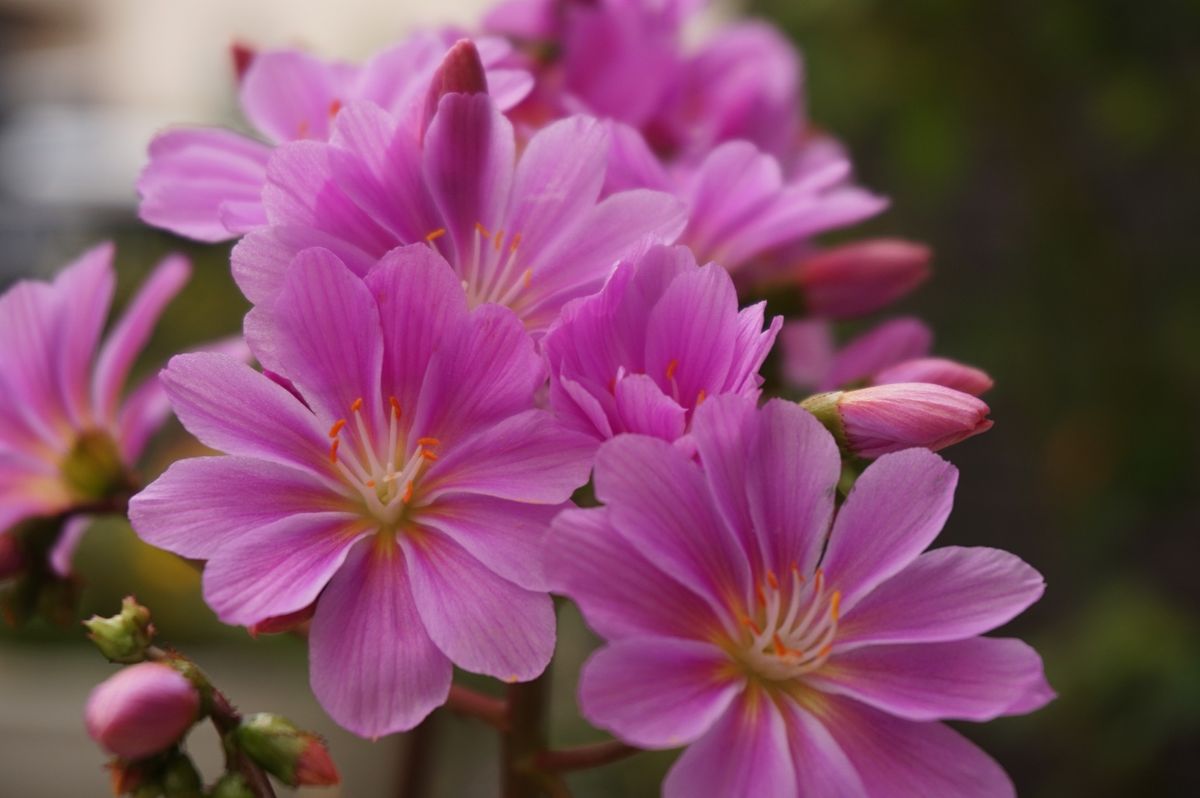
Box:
[1,0,1197,795]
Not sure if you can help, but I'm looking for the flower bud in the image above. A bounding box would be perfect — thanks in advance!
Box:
[86,662,200,760]
[107,759,153,796]
[873,357,994,396]
[84,596,155,663]
[230,41,255,83]
[209,773,255,798]
[161,751,203,798]
[423,39,489,135]
[797,239,931,320]
[234,713,339,787]
[803,383,992,458]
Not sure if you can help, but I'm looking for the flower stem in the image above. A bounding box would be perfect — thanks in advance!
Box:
[501,674,551,798]
[396,713,436,798]
[536,740,639,773]
[446,684,509,731]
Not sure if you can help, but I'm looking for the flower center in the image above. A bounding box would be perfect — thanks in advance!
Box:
[426,223,532,310]
[59,429,129,501]
[326,396,439,526]
[737,566,841,682]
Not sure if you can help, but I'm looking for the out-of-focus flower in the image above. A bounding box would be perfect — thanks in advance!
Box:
[782,316,993,396]
[130,246,593,737]
[803,383,994,459]
[230,40,685,333]
[0,243,188,538]
[138,33,533,243]
[543,245,779,444]
[85,662,200,760]
[793,238,931,319]
[549,396,1051,797]
[234,713,339,787]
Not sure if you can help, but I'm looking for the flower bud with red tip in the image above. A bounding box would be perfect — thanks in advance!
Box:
[422,39,489,136]
[797,239,931,319]
[803,383,993,458]
[86,663,200,760]
[234,713,339,787]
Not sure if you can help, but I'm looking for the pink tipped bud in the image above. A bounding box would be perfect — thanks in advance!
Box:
[230,41,256,83]
[423,39,489,132]
[873,357,995,396]
[797,239,931,320]
[235,713,339,787]
[295,737,340,786]
[803,383,992,458]
[85,663,200,760]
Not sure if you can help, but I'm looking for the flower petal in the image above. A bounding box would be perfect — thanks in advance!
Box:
[240,50,347,143]
[777,699,865,797]
[403,531,554,681]
[309,540,452,737]
[580,637,742,748]
[663,690,797,798]
[811,637,1053,722]
[203,512,369,626]
[129,456,342,559]
[53,243,115,428]
[837,546,1045,648]
[612,373,686,440]
[820,448,957,611]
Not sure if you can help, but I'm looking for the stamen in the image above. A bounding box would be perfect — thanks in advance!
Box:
[522,268,533,288]
[421,449,438,461]
[474,222,491,239]
[830,590,841,621]
[328,99,342,117]
[389,396,403,417]
[402,481,413,503]
[509,233,522,253]
[766,570,779,589]
[328,439,340,464]
[351,397,364,412]
[493,230,504,252]
[417,437,440,447]
[425,228,446,242]
[665,359,679,380]
[696,389,707,406]
[329,419,347,438]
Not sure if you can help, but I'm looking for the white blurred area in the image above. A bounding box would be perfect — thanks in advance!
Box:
[0,0,493,208]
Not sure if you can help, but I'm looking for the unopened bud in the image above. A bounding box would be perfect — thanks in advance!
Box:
[230,41,256,83]
[161,751,203,798]
[86,662,200,760]
[797,239,931,320]
[873,357,994,396]
[803,383,992,458]
[85,596,155,663]
[107,759,153,796]
[234,713,339,787]
[820,316,933,390]
[209,773,255,798]
[423,39,489,134]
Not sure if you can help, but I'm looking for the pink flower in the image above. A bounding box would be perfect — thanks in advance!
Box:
[137,32,533,243]
[0,243,188,541]
[804,384,994,458]
[230,41,685,333]
[795,238,932,319]
[130,246,593,737]
[543,245,780,444]
[85,663,200,760]
[549,396,1052,797]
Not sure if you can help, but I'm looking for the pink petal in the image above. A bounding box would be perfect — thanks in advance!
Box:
[50,514,91,577]
[115,374,171,463]
[418,495,564,592]
[810,695,1016,797]
[547,507,717,641]
[403,531,554,681]
[820,449,957,611]
[160,353,329,475]
[0,279,70,446]
[811,637,1053,722]
[52,243,115,428]
[421,409,592,505]
[203,512,370,627]
[663,690,797,798]
[594,434,750,617]
[92,254,190,424]
[240,50,346,143]
[689,395,758,557]
[580,637,742,748]
[232,225,378,305]
[777,699,865,797]
[129,456,342,559]
[822,316,933,391]
[137,128,270,242]
[837,546,1045,648]
[612,373,686,440]
[309,540,452,737]
[780,319,835,391]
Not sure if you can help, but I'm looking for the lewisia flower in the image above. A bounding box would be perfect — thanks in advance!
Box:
[230,40,685,333]
[85,662,200,760]
[0,243,188,540]
[549,396,1051,797]
[138,32,532,243]
[543,245,780,444]
[130,245,593,737]
[783,315,994,396]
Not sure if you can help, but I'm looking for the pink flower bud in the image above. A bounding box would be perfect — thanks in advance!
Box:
[873,357,994,396]
[230,41,256,83]
[85,662,200,760]
[804,383,992,458]
[423,39,489,133]
[797,239,931,320]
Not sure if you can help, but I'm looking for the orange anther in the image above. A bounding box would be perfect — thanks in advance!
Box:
[402,481,413,503]
[366,479,376,488]
[421,449,438,461]
[417,437,440,447]
[741,616,763,635]
[766,570,779,589]
[474,222,491,238]
[830,590,842,621]
[755,583,768,607]
[425,228,447,242]
[817,642,833,659]
[329,419,347,438]
[665,359,679,381]
[351,397,364,412]
[509,233,522,253]
[522,267,533,288]
[389,396,403,416]
[772,633,788,657]
[696,389,707,406]
[328,439,340,464]
[328,98,342,117]
[494,230,504,252]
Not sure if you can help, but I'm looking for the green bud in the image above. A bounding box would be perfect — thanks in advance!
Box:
[799,391,850,451]
[132,786,163,798]
[84,596,155,663]
[162,752,203,798]
[60,429,129,501]
[207,773,254,798]
[234,713,338,787]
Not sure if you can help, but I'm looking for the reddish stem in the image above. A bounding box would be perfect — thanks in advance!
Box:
[536,740,640,773]
[445,684,509,731]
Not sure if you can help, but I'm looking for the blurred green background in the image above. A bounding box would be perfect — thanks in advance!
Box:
[2,0,1198,795]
